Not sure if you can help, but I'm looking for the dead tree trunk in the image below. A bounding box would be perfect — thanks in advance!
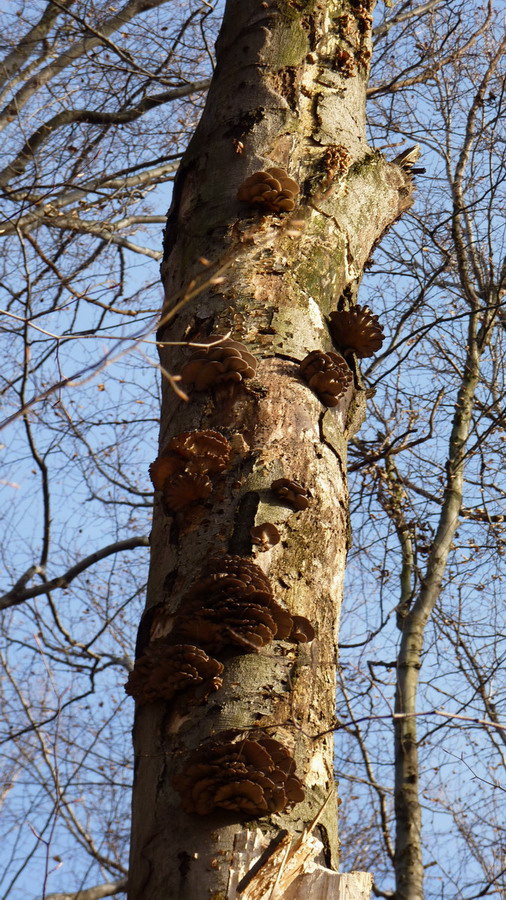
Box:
[128,1,411,897]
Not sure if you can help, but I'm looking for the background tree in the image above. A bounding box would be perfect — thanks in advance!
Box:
[337,5,506,897]
[0,2,504,899]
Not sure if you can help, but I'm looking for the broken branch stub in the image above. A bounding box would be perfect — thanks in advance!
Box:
[173,730,305,817]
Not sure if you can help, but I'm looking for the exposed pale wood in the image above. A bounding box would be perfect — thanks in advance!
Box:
[284,869,373,900]
[227,829,268,898]
[237,831,322,899]
[225,827,372,900]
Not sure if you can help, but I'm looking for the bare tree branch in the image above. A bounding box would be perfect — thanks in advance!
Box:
[0,80,210,189]
[0,536,150,610]
[0,0,76,87]
[373,0,443,41]
[45,880,127,900]
[0,0,171,133]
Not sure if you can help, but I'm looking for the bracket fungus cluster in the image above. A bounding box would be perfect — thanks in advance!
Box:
[350,0,374,30]
[329,304,384,358]
[149,429,232,512]
[237,167,300,213]
[323,143,352,180]
[164,472,212,511]
[126,555,314,707]
[125,639,223,706]
[332,0,373,76]
[172,555,314,651]
[140,150,380,822]
[271,478,311,511]
[300,349,352,407]
[335,48,357,78]
[180,335,257,391]
[173,731,305,816]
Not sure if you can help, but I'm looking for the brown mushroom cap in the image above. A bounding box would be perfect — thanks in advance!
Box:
[125,640,224,705]
[307,371,347,407]
[173,731,305,816]
[166,430,232,474]
[150,430,232,498]
[250,522,281,551]
[300,350,352,406]
[179,359,233,391]
[180,336,257,390]
[329,304,384,358]
[271,477,311,510]
[149,455,185,491]
[266,167,300,195]
[237,167,300,214]
[163,472,212,511]
[289,615,316,643]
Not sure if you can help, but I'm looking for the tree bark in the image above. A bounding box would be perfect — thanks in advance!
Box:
[129,1,412,897]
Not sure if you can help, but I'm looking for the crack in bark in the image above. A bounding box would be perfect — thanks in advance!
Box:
[229,491,260,555]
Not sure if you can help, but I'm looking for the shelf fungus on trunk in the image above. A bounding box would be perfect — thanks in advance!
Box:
[250,522,280,552]
[328,304,384,358]
[124,639,224,706]
[299,349,353,407]
[289,615,315,643]
[237,167,300,213]
[270,478,311,511]
[323,143,352,181]
[149,430,232,510]
[172,730,305,817]
[180,335,257,391]
[171,555,314,652]
[153,429,232,478]
[163,472,212,512]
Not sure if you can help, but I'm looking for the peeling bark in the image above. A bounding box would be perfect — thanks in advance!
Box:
[129,2,411,897]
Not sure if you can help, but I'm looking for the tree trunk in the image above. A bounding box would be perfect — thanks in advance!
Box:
[129,1,411,897]
[394,316,482,900]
